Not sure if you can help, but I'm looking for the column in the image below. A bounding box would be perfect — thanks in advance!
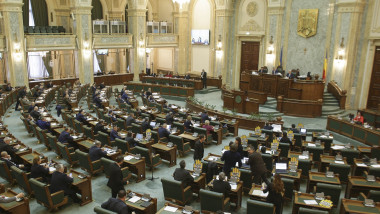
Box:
[0,0,28,87]
[128,0,147,82]
[174,5,189,75]
[70,1,93,84]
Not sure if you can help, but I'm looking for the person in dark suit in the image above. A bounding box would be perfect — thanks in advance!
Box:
[63,94,72,111]
[193,134,205,161]
[50,164,80,203]
[200,111,210,123]
[184,116,193,132]
[121,91,129,101]
[110,126,121,141]
[94,94,103,108]
[263,122,273,130]
[124,132,138,147]
[235,137,244,158]
[202,120,214,135]
[290,124,299,133]
[0,137,19,158]
[89,141,107,162]
[201,69,207,89]
[184,73,191,80]
[33,88,42,98]
[1,151,26,170]
[212,172,231,196]
[107,156,127,198]
[76,109,87,123]
[263,174,284,214]
[108,110,117,122]
[221,144,242,176]
[30,106,41,121]
[247,146,267,184]
[58,127,77,150]
[125,113,136,127]
[158,123,170,139]
[99,82,106,89]
[36,118,51,132]
[101,190,128,214]
[15,87,26,111]
[30,156,50,183]
[5,83,12,92]
[165,112,174,125]
[28,102,36,113]
[141,117,153,133]
[280,132,292,145]
[46,81,53,89]
[173,160,194,187]
[94,120,107,135]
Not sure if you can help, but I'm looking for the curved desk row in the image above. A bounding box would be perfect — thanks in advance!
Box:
[124,82,195,97]
[141,76,203,90]
[221,87,260,114]
[0,88,19,116]
[327,116,380,146]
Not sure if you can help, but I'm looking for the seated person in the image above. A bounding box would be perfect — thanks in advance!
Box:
[125,131,138,147]
[263,174,284,214]
[141,117,153,133]
[30,106,41,121]
[263,122,273,130]
[94,94,103,108]
[50,164,80,203]
[0,137,20,158]
[184,73,191,80]
[184,116,193,132]
[173,160,194,187]
[0,151,26,171]
[354,111,364,124]
[200,111,211,123]
[212,172,231,196]
[36,117,51,132]
[125,113,136,127]
[290,124,299,133]
[99,82,105,89]
[94,120,107,135]
[30,156,50,183]
[89,140,107,161]
[33,88,42,98]
[64,94,72,111]
[76,109,87,123]
[280,132,292,145]
[158,123,170,139]
[5,83,12,92]
[108,110,117,122]
[110,126,121,141]
[202,120,214,135]
[58,127,78,150]
[101,190,128,214]
[28,102,36,113]
[46,81,53,89]
[148,95,155,103]
[165,112,174,125]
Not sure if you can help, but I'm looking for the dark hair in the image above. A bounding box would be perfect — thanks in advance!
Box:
[79,109,83,114]
[180,160,186,169]
[33,156,40,165]
[116,155,124,163]
[230,143,238,152]
[229,141,234,147]
[283,132,288,138]
[260,146,266,154]
[291,124,296,128]
[235,137,241,145]
[117,190,126,198]
[199,134,205,140]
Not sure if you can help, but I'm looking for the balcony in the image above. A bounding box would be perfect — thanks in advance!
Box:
[93,34,133,49]
[146,34,179,47]
[25,34,76,51]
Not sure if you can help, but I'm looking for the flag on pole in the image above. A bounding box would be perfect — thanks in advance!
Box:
[279,46,283,66]
[322,52,327,81]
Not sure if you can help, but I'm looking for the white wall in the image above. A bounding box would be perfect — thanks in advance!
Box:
[157,48,174,71]
[191,0,211,73]
[157,0,173,23]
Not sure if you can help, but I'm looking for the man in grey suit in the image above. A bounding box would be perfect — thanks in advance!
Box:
[173,160,194,187]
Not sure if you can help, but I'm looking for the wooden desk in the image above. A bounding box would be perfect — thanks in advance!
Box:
[220,119,239,137]
[292,192,331,214]
[178,133,199,149]
[0,189,30,214]
[319,155,347,172]
[340,198,380,214]
[208,180,243,209]
[249,184,268,201]
[358,146,372,158]
[94,73,134,85]
[275,169,302,191]
[20,151,48,165]
[123,153,146,183]
[124,190,157,214]
[222,87,260,114]
[346,176,380,198]
[212,128,222,145]
[141,76,203,90]
[187,170,206,195]
[151,143,177,167]
[307,172,340,193]
[125,82,195,97]
[288,151,313,161]
[157,202,200,214]
[70,170,92,206]
[353,159,380,176]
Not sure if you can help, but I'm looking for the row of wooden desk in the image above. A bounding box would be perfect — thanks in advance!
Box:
[141,76,203,90]
[125,82,195,97]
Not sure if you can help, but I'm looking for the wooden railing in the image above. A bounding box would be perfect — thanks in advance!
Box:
[327,81,347,109]
[277,96,323,118]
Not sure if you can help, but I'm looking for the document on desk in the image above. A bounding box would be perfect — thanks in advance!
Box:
[331,145,344,150]
[372,165,380,168]
[304,200,318,205]
[251,190,269,197]
[128,196,141,203]
[308,143,316,147]
[335,161,345,164]
[231,184,237,190]
[356,163,367,167]
[124,155,134,161]
[164,206,178,212]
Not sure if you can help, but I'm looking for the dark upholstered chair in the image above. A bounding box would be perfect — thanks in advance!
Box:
[94,206,116,214]
[247,199,275,214]
[131,146,161,170]
[114,138,132,154]
[315,183,342,207]
[169,135,191,157]
[161,178,192,206]
[100,157,131,181]
[298,207,329,214]
[328,163,350,183]
[75,150,103,176]
[199,189,229,213]
[10,166,32,195]
[0,160,14,184]
[57,142,78,167]
[29,178,68,211]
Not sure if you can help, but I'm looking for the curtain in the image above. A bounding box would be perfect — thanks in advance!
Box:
[92,0,103,20]
[27,53,49,79]
[31,0,48,26]
[22,0,29,26]
[93,51,101,74]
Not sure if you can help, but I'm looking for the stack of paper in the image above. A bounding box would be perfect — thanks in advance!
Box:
[251,190,269,197]
[163,206,178,212]
[231,184,237,190]
[331,145,345,150]
[304,200,318,205]
[372,165,380,168]
[356,163,367,167]
[124,155,134,161]
[308,143,316,147]
[335,161,345,164]
[128,196,141,203]
[299,155,309,160]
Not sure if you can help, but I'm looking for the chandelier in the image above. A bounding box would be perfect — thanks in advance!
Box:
[172,0,190,9]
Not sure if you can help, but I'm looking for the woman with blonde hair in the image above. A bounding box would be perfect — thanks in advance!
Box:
[263,174,284,214]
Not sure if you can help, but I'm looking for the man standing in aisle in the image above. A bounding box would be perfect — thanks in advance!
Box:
[201,69,207,89]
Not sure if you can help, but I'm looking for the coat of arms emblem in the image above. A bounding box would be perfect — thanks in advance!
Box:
[297,9,319,38]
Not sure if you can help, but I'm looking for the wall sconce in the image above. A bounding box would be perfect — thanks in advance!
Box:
[267,36,274,55]
[336,37,345,62]
[83,34,91,57]
[139,33,144,48]
[13,34,22,61]
[216,35,223,58]
[146,48,151,57]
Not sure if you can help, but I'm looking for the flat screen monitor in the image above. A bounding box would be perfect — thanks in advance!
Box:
[191,30,210,45]
[150,122,156,127]
[97,49,108,55]
[136,133,143,140]
[300,128,307,133]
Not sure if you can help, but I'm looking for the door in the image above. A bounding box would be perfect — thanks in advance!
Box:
[367,47,380,109]
[240,41,260,73]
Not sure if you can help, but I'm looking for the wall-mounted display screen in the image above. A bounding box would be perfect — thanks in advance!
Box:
[191,29,210,45]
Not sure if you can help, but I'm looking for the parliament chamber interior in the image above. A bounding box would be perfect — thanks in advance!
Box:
[0,0,379,213]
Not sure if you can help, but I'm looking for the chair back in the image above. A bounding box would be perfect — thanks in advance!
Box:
[281,178,294,200]
[161,178,190,204]
[199,189,227,212]
[76,149,92,172]
[10,166,32,194]
[74,119,84,133]
[369,167,380,178]
[131,123,142,134]
[298,159,311,178]
[328,163,350,182]
[316,183,342,206]
[262,154,273,172]
[298,207,329,214]
[279,143,290,158]
[306,146,324,162]
[114,138,131,153]
[97,131,110,146]
[46,133,60,155]
[247,199,275,214]
[116,119,127,131]
[57,142,77,165]
[83,125,94,139]
[29,178,51,207]
[240,168,253,192]
[0,160,13,183]
[341,149,360,165]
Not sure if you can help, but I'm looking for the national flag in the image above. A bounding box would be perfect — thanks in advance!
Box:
[322,52,327,80]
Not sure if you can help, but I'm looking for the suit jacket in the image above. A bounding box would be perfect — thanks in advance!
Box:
[184,75,190,80]
[0,142,18,157]
[165,115,174,125]
[110,130,121,141]
[125,116,135,127]
[30,110,41,121]
[201,113,210,123]
[280,137,292,145]
[0,157,20,169]
[94,122,107,135]
[46,83,53,89]
[30,164,50,180]
[76,113,87,123]
[237,144,244,158]
[50,171,73,194]
[291,128,299,133]
[184,120,192,131]
[212,179,231,196]
[101,198,128,214]
[141,121,152,133]
[158,127,170,139]
[109,114,117,122]
[94,97,103,108]
[58,131,73,143]
[17,90,26,99]
[121,93,129,101]
[28,105,34,113]
[89,146,107,162]
[248,152,267,176]
[107,163,124,191]
[201,71,207,80]
[173,168,194,187]
[221,150,242,174]
[36,120,51,130]
[193,140,204,160]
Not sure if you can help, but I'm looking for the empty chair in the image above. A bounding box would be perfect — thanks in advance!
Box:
[114,138,131,154]
[328,163,350,183]
[240,168,253,193]
[279,143,290,159]
[161,178,192,206]
[29,178,68,211]
[169,135,191,157]
[57,142,78,167]
[74,119,84,133]
[368,190,380,202]
[315,183,342,207]
[0,160,14,184]
[199,189,229,213]
[281,177,294,201]
[131,146,161,170]
[306,146,324,163]
[368,167,380,178]
[294,134,303,150]
[83,125,95,139]
[298,159,312,178]
[46,133,60,157]
[116,119,127,131]
[262,154,273,172]
[96,131,111,146]
[298,207,329,214]
[11,166,32,195]
[341,149,360,165]
[247,199,275,214]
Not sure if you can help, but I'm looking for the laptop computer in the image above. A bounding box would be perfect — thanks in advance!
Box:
[136,133,143,141]
[275,163,288,174]
[300,128,307,134]
[150,121,156,127]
